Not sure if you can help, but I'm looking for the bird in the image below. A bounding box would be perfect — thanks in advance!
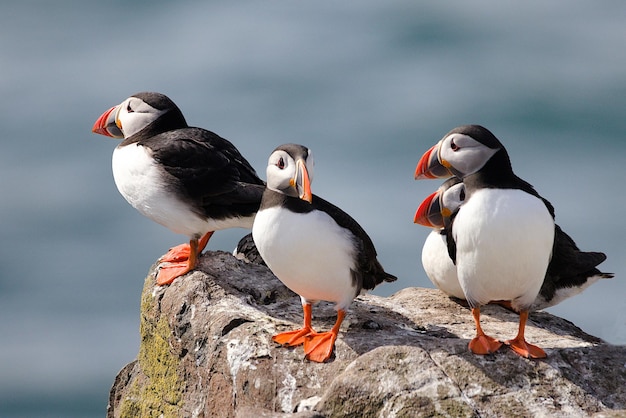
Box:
[232,233,266,266]
[415,179,613,311]
[415,124,555,359]
[414,177,466,300]
[92,92,265,286]
[252,143,397,362]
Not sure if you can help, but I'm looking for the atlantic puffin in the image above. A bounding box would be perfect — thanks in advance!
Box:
[252,143,397,362]
[415,125,555,358]
[414,177,466,299]
[92,92,265,285]
[232,233,266,266]
[415,180,613,311]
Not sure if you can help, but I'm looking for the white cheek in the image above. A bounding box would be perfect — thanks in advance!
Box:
[442,145,497,176]
[119,108,164,138]
[266,165,295,192]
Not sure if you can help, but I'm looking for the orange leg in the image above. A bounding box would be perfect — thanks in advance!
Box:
[273,303,315,347]
[159,231,213,263]
[156,231,214,286]
[468,307,503,355]
[505,310,546,359]
[303,309,346,363]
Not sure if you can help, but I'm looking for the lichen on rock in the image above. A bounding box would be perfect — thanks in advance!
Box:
[115,274,185,417]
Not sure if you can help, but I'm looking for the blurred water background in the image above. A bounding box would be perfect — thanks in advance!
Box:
[1,1,624,416]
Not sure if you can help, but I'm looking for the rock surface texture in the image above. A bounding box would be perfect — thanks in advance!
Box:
[107,251,626,418]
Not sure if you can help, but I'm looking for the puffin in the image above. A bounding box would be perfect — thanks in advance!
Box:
[252,143,397,362]
[415,180,613,311]
[92,92,265,285]
[232,233,266,266]
[415,125,555,359]
[414,177,466,300]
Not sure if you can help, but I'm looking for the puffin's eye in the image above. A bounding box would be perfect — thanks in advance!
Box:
[450,138,459,151]
[459,188,465,201]
[126,103,134,113]
[277,157,285,169]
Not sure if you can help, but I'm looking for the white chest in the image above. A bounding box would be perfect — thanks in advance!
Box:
[111,144,208,236]
[252,206,358,309]
[421,230,464,299]
[453,188,554,309]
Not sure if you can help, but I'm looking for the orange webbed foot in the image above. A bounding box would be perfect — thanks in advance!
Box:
[303,331,338,363]
[155,261,193,286]
[159,243,192,263]
[154,234,210,286]
[272,327,314,347]
[505,337,546,359]
[468,334,503,355]
[505,310,546,359]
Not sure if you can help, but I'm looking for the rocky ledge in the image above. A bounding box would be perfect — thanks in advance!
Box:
[107,250,625,418]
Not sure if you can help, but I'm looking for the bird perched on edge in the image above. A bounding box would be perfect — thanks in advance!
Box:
[415,125,555,359]
[92,92,265,286]
[415,179,613,311]
[252,143,397,363]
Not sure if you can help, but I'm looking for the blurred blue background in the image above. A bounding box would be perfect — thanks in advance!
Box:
[1,1,624,416]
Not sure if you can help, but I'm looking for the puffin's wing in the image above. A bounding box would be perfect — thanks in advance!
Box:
[548,224,608,280]
[149,128,263,203]
[311,195,397,290]
[444,212,458,265]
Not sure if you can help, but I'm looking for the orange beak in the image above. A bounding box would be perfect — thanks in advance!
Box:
[92,105,123,138]
[413,190,445,228]
[414,142,454,180]
[295,159,313,203]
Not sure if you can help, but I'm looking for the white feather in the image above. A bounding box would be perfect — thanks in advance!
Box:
[252,206,358,310]
[112,144,252,237]
[453,188,554,310]
[421,230,465,299]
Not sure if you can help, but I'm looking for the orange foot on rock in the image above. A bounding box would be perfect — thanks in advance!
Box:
[303,309,346,363]
[469,334,503,355]
[468,307,503,355]
[505,310,547,359]
[155,231,214,286]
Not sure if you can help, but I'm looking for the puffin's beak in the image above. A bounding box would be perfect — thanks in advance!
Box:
[414,142,454,180]
[414,190,445,228]
[293,158,313,203]
[92,105,123,138]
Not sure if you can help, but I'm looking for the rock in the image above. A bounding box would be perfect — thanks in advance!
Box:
[107,251,626,418]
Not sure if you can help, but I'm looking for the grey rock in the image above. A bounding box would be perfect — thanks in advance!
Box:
[107,251,626,418]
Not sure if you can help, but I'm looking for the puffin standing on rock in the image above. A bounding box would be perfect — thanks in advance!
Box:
[92,92,264,285]
[415,180,613,311]
[252,143,397,362]
[415,125,555,359]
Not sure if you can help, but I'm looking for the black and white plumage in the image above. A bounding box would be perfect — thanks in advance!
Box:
[92,92,264,285]
[536,225,613,310]
[252,143,396,362]
[415,179,613,311]
[415,125,555,358]
[233,233,266,266]
[414,177,466,300]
